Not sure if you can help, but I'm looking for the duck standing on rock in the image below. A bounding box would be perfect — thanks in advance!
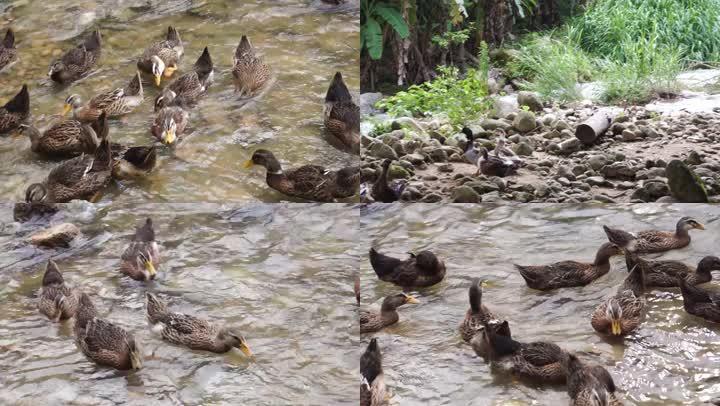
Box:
[360,293,419,333]
[370,159,405,203]
[514,242,622,290]
[38,260,79,322]
[361,338,388,406]
[476,147,519,177]
[0,84,29,134]
[137,26,183,87]
[603,217,704,254]
[369,247,446,289]
[48,30,102,84]
[591,262,646,337]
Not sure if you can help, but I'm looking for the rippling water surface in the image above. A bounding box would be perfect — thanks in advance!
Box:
[0,202,358,404]
[359,204,720,405]
[0,0,359,202]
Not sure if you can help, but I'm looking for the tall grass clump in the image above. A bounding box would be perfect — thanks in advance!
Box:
[507,32,595,102]
[572,0,720,62]
[377,43,493,127]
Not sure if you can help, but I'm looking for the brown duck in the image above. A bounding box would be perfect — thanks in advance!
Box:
[514,243,622,290]
[371,159,405,203]
[459,278,495,342]
[626,254,720,288]
[361,338,388,406]
[38,260,79,322]
[566,353,623,406]
[232,35,272,98]
[49,30,102,84]
[0,28,17,71]
[360,293,419,333]
[0,84,29,134]
[603,217,704,254]
[13,183,58,222]
[591,257,646,337]
[369,247,446,289]
[324,72,359,154]
[120,218,160,281]
[678,277,720,323]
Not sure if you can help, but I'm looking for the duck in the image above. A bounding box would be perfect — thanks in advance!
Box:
[154,47,213,110]
[360,293,419,333]
[591,260,646,336]
[370,159,405,203]
[678,277,720,323]
[514,242,622,290]
[112,145,157,179]
[626,254,720,288]
[493,137,523,167]
[13,183,59,222]
[137,26,183,87]
[151,105,189,145]
[0,84,29,134]
[243,149,359,202]
[462,128,480,164]
[23,113,106,158]
[324,72,360,153]
[120,218,160,281]
[38,260,79,322]
[63,72,144,122]
[0,28,17,71]
[459,278,495,342]
[145,293,252,355]
[368,247,446,289]
[476,147,519,177]
[602,217,704,254]
[480,320,569,383]
[41,136,113,203]
[48,30,102,84]
[361,338,388,406]
[566,354,623,406]
[74,292,142,370]
[232,35,272,98]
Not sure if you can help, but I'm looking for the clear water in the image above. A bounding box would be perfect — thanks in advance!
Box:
[359,204,720,405]
[0,0,359,203]
[0,202,359,404]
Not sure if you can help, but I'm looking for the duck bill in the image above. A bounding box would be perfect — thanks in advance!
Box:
[62,103,72,117]
[242,160,254,169]
[163,129,176,145]
[164,65,177,78]
[611,320,622,336]
[239,342,253,357]
[405,295,420,304]
[695,223,705,230]
[145,260,157,277]
[154,74,162,87]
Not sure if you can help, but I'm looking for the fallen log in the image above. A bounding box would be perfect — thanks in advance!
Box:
[575,111,612,145]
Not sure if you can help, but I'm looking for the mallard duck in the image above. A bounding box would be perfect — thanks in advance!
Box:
[74,293,142,370]
[243,149,359,202]
[13,183,59,222]
[591,261,646,336]
[470,318,511,358]
[120,218,160,281]
[232,35,271,98]
[49,30,102,84]
[360,338,388,406]
[626,254,720,288]
[41,137,113,202]
[145,293,252,355]
[112,145,157,179]
[63,72,144,122]
[678,277,720,323]
[0,28,17,71]
[476,147,519,177]
[0,84,29,134]
[480,320,568,383]
[494,137,523,167]
[371,159,405,203]
[566,354,622,406]
[360,293,419,333]
[459,278,495,342]
[324,72,360,153]
[368,247,446,289]
[514,243,622,291]
[462,128,479,164]
[151,105,189,145]
[137,26,183,87]
[155,47,213,110]
[23,113,106,158]
[603,217,704,254]
[38,260,79,322]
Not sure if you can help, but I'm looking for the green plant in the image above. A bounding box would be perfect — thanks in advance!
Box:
[377,43,492,127]
[361,0,410,60]
[431,23,473,49]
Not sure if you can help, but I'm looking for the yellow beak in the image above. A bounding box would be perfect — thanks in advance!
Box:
[164,65,177,78]
[405,295,420,304]
[145,260,157,277]
[243,160,254,169]
[163,129,176,145]
[611,320,622,336]
[695,223,705,230]
[239,342,253,357]
[130,349,143,370]
[154,74,162,87]
[62,103,72,116]
[481,280,489,288]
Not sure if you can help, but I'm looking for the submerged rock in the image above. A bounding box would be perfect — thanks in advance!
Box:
[666,160,709,202]
[28,223,80,248]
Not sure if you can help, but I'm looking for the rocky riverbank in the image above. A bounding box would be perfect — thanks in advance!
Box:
[361,92,720,203]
